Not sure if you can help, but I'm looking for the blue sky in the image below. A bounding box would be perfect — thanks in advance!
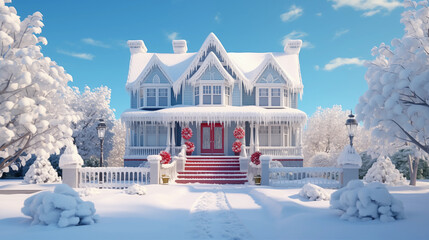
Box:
[12,0,404,118]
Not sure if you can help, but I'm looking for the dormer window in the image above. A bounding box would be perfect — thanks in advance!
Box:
[194,85,231,106]
[139,86,170,108]
[257,87,284,107]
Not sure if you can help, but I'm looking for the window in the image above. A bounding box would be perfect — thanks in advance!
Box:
[213,86,222,104]
[203,86,211,104]
[146,126,156,146]
[271,126,282,146]
[259,126,269,146]
[259,88,269,106]
[259,125,288,146]
[194,86,199,105]
[158,88,168,106]
[146,88,156,107]
[271,88,281,106]
[283,89,289,107]
[225,86,231,105]
[139,88,144,107]
[158,126,167,145]
[283,126,289,146]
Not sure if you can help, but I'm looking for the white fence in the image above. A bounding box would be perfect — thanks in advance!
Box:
[125,146,166,157]
[269,167,343,188]
[258,147,302,157]
[78,167,150,189]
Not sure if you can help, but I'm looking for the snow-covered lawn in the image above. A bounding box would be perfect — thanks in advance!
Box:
[1,180,429,240]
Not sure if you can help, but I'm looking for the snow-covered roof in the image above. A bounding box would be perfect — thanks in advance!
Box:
[126,33,303,95]
[121,106,307,125]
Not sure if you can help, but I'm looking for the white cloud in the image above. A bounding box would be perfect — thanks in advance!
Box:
[167,32,179,41]
[214,13,221,23]
[362,9,381,17]
[324,57,365,71]
[82,38,110,48]
[330,0,401,15]
[316,12,322,16]
[57,49,94,60]
[333,29,350,39]
[282,31,314,49]
[314,65,320,71]
[280,5,303,22]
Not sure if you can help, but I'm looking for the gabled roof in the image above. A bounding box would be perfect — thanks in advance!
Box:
[126,33,303,95]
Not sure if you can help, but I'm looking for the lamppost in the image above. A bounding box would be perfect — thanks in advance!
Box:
[97,119,107,167]
[345,111,358,147]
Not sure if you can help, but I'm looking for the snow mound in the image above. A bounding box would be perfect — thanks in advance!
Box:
[21,184,99,227]
[330,180,405,222]
[125,184,147,195]
[299,183,330,201]
[23,157,61,184]
[79,188,100,197]
[269,160,283,168]
[308,152,337,167]
[364,155,407,186]
[337,145,362,167]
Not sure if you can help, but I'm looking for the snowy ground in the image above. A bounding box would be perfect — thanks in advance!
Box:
[1,180,429,240]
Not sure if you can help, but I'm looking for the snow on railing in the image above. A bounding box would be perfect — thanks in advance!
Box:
[126,146,166,156]
[79,167,150,189]
[269,167,343,188]
[258,147,302,157]
[160,161,177,182]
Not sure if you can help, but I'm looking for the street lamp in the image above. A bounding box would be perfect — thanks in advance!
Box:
[97,119,107,167]
[345,111,358,147]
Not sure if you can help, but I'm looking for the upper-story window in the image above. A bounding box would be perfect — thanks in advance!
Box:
[225,86,231,105]
[195,85,231,106]
[194,86,200,105]
[140,87,170,108]
[257,87,282,107]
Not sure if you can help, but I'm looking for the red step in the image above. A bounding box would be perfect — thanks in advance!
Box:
[178,171,247,175]
[185,163,239,167]
[185,166,240,171]
[175,179,247,184]
[177,175,246,179]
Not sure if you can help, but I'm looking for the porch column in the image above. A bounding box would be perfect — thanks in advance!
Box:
[171,122,176,155]
[166,123,171,153]
[250,122,255,154]
[255,123,260,152]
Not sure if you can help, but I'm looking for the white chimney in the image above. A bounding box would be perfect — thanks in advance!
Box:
[284,39,302,55]
[172,40,187,54]
[127,40,147,54]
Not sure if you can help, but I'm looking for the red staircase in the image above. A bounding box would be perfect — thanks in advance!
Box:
[175,156,248,184]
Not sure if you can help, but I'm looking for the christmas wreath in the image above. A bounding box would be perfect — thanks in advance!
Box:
[251,151,262,165]
[233,127,245,139]
[232,141,242,153]
[185,141,195,153]
[181,127,193,140]
[159,151,171,164]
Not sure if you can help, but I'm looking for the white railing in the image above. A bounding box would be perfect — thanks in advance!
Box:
[269,167,343,188]
[258,146,302,157]
[244,146,251,156]
[160,161,177,183]
[125,146,166,156]
[79,167,150,189]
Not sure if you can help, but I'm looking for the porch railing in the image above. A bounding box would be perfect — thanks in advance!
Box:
[125,146,166,157]
[269,167,343,188]
[257,146,302,157]
[78,167,150,189]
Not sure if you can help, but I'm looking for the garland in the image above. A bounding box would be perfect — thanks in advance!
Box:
[159,151,171,164]
[232,141,242,153]
[251,151,262,165]
[181,127,193,140]
[233,127,245,139]
[185,141,195,153]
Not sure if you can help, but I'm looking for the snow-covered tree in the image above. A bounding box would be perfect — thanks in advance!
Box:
[0,0,79,177]
[303,105,372,166]
[356,1,429,185]
[23,157,60,184]
[106,119,125,167]
[307,152,337,167]
[71,86,115,163]
[364,155,407,185]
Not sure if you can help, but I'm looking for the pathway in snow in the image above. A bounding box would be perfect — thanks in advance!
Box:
[189,187,253,240]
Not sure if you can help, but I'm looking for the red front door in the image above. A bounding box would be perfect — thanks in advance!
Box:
[201,123,224,154]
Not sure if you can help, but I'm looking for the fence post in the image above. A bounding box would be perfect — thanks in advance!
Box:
[239,157,249,172]
[341,164,360,187]
[337,145,362,187]
[148,155,161,184]
[261,155,271,185]
[59,145,84,188]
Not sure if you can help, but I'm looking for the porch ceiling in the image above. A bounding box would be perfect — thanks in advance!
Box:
[121,106,307,125]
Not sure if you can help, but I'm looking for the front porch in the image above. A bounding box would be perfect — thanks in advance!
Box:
[121,106,306,167]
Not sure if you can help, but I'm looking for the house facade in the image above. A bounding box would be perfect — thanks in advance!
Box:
[121,33,307,167]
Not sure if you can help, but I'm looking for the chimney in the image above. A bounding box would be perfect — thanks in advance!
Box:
[127,40,147,54]
[172,40,187,54]
[284,39,302,55]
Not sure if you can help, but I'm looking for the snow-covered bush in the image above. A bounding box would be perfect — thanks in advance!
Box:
[330,180,404,222]
[23,157,60,184]
[21,184,99,227]
[307,152,337,167]
[359,152,377,178]
[125,184,147,195]
[364,156,407,185]
[299,183,330,201]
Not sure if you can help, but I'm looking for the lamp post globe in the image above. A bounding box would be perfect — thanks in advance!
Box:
[96,119,107,167]
[345,112,358,147]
